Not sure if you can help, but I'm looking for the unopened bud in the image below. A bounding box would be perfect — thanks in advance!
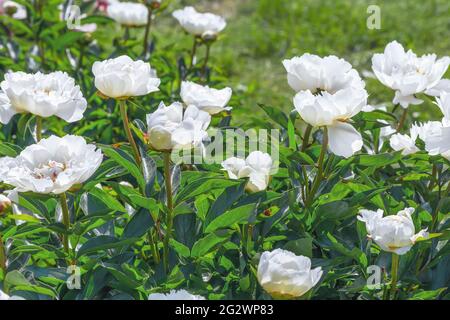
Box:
[0,195,11,215]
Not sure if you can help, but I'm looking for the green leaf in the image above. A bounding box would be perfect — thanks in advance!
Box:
[77,236,138,257]
[191,230,234,258]
[205,203,256,233]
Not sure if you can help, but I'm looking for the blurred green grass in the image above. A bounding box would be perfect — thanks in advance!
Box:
[154,0,450,123]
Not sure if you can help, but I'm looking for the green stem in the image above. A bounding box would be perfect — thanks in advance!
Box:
[142,7,153,57]
[305,127,328,207]
[301,124,313,152]
[202,43,211,79]
[147,230,160,264]
[119,100,142,166]
[60,193,71,255]
[0,234,7,276]
[390,253,399,300]
[189,36,199,69]
[162,152,174,273]
[396,108,408,132]
[36,116,42,142]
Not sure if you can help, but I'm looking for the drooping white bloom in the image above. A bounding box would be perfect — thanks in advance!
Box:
[286,54,367,158]
[421,92,450,159]
[92,55,160,99]
[257,249,323,299]
[180,81,232,115]
[146,102,211,152]
[222,151,273,192]
[172,6,226,37]
[0,289,25,300]
[372,41,450,108]
[107,2,148,27]
[283,54,366,94]
[1,1,26,20]
[358,207,428,255]
[0,135,103,195]
[0,71,87,124]
[148,289,205,300]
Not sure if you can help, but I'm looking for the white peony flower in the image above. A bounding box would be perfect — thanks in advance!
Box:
[421,92,450,159]
[0,135,103,195]
[0,289,25,300]
[1,1,27,20]
[389,132,420,155]
[92,55,160,99]
[146,102,211,152]
[180,81,232,115]
[172,6,226,37]
[286,54,367,158]
[293,88,367,158]
[257,249,323,299]
[148,289,205,300]
[425,79,450,97]
[0,193,11,213]
[283,54,365,94]
[372,41,450,108]
[107,2,148,27]
[222,151,273,192]
[0,71,87,124]
[358,207,428,255]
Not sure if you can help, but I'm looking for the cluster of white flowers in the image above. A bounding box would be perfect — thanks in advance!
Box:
[389,91,450,159]
[284,54,368,158]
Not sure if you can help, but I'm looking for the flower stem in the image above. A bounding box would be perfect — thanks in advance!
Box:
[396,108,408,132]
[119,100,142,166]
[202,43,211,79]
[142,7,153,57]
[305,127,328,207]
[0,234,7,276]
[301,124,313,152]
[59,193,71,255]
[147,230,160,264]
[35,116,42,142]
[189,36,199,69]
[162,152,174,274]
[390,253,399,300]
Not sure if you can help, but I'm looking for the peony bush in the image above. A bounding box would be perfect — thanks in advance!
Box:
[0,0,448,301]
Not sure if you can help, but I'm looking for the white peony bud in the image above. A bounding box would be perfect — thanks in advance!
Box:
[257,249,323,299]
[92,55,160,99]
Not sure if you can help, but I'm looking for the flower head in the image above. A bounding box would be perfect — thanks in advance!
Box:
[358,207,428,255]
[146,102,211,152]
[0,193,11,214]
[107,2,148,27]
[148,289,205,300]
[172,6,226,38]
[286,54,367,158]
[0,135,103,195]
[372,41,450,108]
[222,151,273,192]
[0,71,87,124]
[180,81,232,115]
[92,55,160,99]
[0,289,25,300]
[1,1,26,20]
[257,249,322,299]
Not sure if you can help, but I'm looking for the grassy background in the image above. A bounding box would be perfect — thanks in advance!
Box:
[152,0,450,123]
